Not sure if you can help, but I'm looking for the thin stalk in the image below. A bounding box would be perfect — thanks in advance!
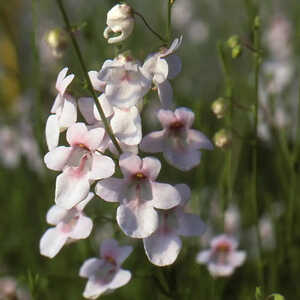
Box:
[56,0,122,154]
[217,42,233,225]
[133,11,167,43]
[166,0,174,42]
[252,17,264,285]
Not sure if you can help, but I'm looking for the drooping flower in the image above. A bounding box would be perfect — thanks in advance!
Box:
[44,122,115,209]
[143,184,206,266]
[95,153,181,238]
[196,234,246,277]
[45,67,77,150]
[79,239,132,299]
[97,55,152,108]
[103,3,135,44]
[40,193,94,258]
[142,36,182,108]
[140,107,213,171]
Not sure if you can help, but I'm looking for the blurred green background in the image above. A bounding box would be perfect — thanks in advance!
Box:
[0,0,300,299]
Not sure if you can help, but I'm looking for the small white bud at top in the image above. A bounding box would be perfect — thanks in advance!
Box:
[103,3,135,44]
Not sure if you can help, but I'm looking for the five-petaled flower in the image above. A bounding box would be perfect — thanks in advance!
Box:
[79,239,132,299]
[196,234,246,277]
[140,107,213,171]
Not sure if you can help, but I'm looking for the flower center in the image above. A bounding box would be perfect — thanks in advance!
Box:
[104,255,117,266]
[216,242,231,253]
[169,121,184,130]
[135,172,146,180]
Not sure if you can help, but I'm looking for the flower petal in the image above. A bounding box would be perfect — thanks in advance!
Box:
[228,251,246,267]
[175,107,194,128]
[175,184,191,206]
[88,71,106,92]
[95,178,125,203]
[176,213,206,236]
[69,215,93,239]
[44,146,72,171]
[117,203,159,238]
[157,109,176,128]
[79,258,103,278]
[119,153,142,178]
[143,230,182,266]
[187,129,214,150]
[108,269,131,289]
[196,250,211,264]
[141,157,161,180]
[58,95,77,129]
[140,131,165,153]
[165,54,182,79]
[46,205,68,225]
[76,192,94,211]
[151,182,181,210]
[90,153,115,180]
[39,227,68,258]
[208,263,234,277]
[45,114,60,151]
[82,278,108,299]
[157,80,174,109]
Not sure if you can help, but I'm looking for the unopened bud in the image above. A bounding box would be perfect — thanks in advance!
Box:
[254,16,261,30]
[214,129,232,149]
[227,35,239,48]
[103,3,135,44]
[46,28,68,58]
[232,45,243,58]
[211,98,227,119]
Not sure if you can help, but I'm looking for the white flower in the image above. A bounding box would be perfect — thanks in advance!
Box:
[103,4,135,44]
[79,239,132,299]
[40,193,94,258]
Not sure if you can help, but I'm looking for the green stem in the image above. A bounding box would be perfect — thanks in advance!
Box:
[56,0,122,154]
[133,11,167,43]
[252,16,264,285]
[217,42,233,225]
[166,0,174,42]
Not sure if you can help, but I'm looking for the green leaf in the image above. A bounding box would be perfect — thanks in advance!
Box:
[255,286,262,300]
[268,294,285,300]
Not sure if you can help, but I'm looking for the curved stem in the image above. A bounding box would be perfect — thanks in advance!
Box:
[56,0,122,154]
[133,11,167,43]
[166,0,174,42]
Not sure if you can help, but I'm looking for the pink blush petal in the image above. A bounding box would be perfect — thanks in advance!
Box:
[208,263,234,277]
[157,109,176,128]
[196,250,211,264]
[174,107,195,128]
[56,67,68,91]
[58,95,77,130]
[95,178,124,203]
[157,80,174,109]
[187,129,214,150]
[165,54,182,79]
[66,123,88,147]
[45,114,60,151]
[108,269,131,289]
[39,227,68,258]
[44,146,72,171]
[79,258,103,278]
[46,205,68,225]
[117,203,159,238]
[119,153,142,178]
[174,184,191,206]
[88,70,106,92]
[228,251,246,267]
[83,278,109,299]
[151,182,181,210]
[90,153,115,181]
[140,131,165,153]
[84,127,105,151]
[176,213,206,237]
[69,215,93,239]
[141,157,161,180]
[143,229,182,266]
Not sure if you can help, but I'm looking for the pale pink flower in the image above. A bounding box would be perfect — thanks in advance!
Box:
[140,107,213,171]
[46,67,77,150]
[44,122,115,209]
[88,71,106,92]
[79,239,132,299]
[143,184,206,266]
[40,193,94,258]
[103,4,135,44]
[142,36,183,108]
[95,153,181,238]
[196,234,246,277]
[97,55,152,108]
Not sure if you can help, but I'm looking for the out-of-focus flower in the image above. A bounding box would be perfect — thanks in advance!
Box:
[103,4,135,44]
[40,193,94,258]
[266,15,292,60]
[172,0,193,28]
[140,107,213,171]
[211,97,227,119]
[95,153,181,238]
[79,239,132,299]
[224,205,240,235]
[187,20,209,44]
[196,234,246,277]
[44,122,115,209]
[0,276,31,300]
[259,215,275,251]
[45,67,77,151]
[142,37,182,108]
[98,55,151,108]
[143,184,206,266]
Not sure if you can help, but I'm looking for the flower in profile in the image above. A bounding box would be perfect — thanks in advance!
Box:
[79,239,132,299]
[143,184,206,266]
[46,67,77,150]
[95,153,181,238]
[44,122,115,209]
[40,193,94,258]
[97,54,151,108]
[142,36,183,108]
[140,107,213,171]
[196,234,246,277]
[103,4,135,44]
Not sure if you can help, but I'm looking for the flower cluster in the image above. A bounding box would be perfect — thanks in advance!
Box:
[39,3,228,299]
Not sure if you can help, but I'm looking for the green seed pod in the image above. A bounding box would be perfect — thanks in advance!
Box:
[211,98,227,119]
[46,28,68,58]
[232,45,243,59]
[213,129,232,149]
[227,35,240,49]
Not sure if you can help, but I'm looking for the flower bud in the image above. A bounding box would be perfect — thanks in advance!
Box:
[232,45,243,59]
[46,28,68,58]
[227,35,239,48]
[103,3,135,44]
[213,129,232,149]
[211,97,227,119]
